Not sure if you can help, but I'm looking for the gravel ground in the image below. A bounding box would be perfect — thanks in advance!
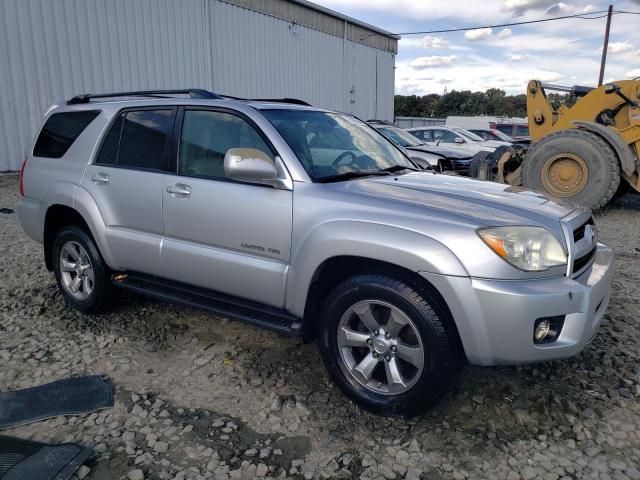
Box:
[1,172,640,480]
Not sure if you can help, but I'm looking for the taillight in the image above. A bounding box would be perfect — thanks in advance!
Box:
[19,157,28,196]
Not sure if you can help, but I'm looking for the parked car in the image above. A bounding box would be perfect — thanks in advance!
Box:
[406,126,511,156]
[469,128,531,146]
[17,89,614,417]
[492,122,531,142]
[369,123,472,175]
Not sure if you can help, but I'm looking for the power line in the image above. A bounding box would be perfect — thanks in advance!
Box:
[394,10,635,36]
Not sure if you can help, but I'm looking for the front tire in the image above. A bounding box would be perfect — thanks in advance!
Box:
[52,226,114,314]
[318,274,459,417]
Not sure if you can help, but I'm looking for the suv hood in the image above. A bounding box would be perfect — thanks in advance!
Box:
[332,172,577,233]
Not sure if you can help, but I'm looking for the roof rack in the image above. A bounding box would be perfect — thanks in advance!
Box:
[251,98,312,106]
[66,89,223,105]
[220,95,311,106]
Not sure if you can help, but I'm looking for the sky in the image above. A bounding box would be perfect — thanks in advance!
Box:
[313,0,640,95]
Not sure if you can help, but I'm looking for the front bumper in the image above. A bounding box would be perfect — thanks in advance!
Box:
[449,158,471,175]
[421,243,615,366]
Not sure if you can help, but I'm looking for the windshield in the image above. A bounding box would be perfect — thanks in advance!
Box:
[491,129,515,141]
[377,127,423,148]
[452,127,485,142]
[262,109,414,182]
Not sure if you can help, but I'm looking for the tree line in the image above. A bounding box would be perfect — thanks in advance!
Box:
[394,88,570,118]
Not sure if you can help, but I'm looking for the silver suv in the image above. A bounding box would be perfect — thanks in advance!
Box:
[17,89,614,417]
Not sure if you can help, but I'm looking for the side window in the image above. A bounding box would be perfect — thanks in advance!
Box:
[179,110,274,180]
[33,110,100,158]
[517,125,530,137]
[94,109,174,170]
[118,110,174,170]
[495,125,511,135]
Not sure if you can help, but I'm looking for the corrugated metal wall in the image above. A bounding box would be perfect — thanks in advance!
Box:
[0,0,395,171]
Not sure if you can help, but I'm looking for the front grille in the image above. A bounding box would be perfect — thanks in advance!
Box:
[573,217,594,242]
[573,247,596,274]
[571,217,596,275]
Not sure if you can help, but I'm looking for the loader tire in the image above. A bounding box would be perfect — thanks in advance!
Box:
[469,151,491,179]
[521,129,620,210]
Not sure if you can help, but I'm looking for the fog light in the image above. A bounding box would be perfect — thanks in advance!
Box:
[533,316,565,344]
[535,320,550,342]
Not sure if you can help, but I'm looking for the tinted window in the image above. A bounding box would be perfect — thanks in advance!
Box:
[412,130,431,142]
[95,114,124,165]
[495,125,512,135]
[33,110,100,158]
[179,110,273,180]
[117,110,173,170]
[517,125,530,137]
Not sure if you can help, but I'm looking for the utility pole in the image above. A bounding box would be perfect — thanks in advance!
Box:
[598,5,613,86]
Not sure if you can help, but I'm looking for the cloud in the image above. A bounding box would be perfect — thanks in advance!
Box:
[502,0,558,16]
[502,0,596,16]
[408,35,451,49]
[465,28,493,41]
[607,41,635,54]
[498,28,512,39]
[627,68,640,78]
[410,55,457,69]
[509,54,527,61]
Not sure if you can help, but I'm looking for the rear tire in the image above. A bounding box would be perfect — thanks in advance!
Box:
[318,274,459,417]
[52,226,114,314]
[521,129,620,210]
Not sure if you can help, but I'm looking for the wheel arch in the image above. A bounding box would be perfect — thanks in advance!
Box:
[286,221,467,319]
[572,121,635,176]
[299,255,466,360]
[43,204,92,270]
[43,190,118,271]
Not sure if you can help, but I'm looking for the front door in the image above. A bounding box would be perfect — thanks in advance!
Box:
[162,108,293,308]
[81,108,175,275]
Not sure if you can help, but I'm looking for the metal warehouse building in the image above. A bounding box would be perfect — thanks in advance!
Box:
[0,0,398,171]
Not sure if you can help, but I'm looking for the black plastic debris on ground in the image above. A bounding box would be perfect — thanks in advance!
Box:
[0,208,13,214]
[0,435,91,480]
[0,375,114,430]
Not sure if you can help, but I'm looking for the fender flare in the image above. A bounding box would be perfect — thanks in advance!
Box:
[285,220,468,318]
[572,121,636,176]
[42,184,120,270]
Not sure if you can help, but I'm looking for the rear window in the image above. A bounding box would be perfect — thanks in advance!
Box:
[33,110,100,158]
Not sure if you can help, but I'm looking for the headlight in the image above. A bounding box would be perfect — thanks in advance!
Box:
[477,226,567,272]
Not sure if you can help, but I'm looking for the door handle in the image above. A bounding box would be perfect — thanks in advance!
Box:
[90,173,110,185]
[166,183,191,197]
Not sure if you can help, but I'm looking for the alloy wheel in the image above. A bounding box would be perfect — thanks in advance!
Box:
[336,300,425,395]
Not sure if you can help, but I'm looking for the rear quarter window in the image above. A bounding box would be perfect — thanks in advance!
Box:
[33,110,100,158]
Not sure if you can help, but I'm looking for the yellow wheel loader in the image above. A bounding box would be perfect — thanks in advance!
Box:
[471,79,640,210]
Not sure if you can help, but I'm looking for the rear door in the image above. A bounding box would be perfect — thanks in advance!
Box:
[161,107,293,308]
[81,108,176,275]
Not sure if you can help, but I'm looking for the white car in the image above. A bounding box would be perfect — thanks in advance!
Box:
[406,126,512,156]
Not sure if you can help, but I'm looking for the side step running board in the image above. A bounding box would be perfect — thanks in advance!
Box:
[111,273,302,337]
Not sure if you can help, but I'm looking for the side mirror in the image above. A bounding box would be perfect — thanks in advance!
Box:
[454,137,464,144]
[224,148,287,188]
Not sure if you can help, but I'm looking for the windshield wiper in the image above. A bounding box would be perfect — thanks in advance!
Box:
[381,165,418,173]
[316,171,391,183]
